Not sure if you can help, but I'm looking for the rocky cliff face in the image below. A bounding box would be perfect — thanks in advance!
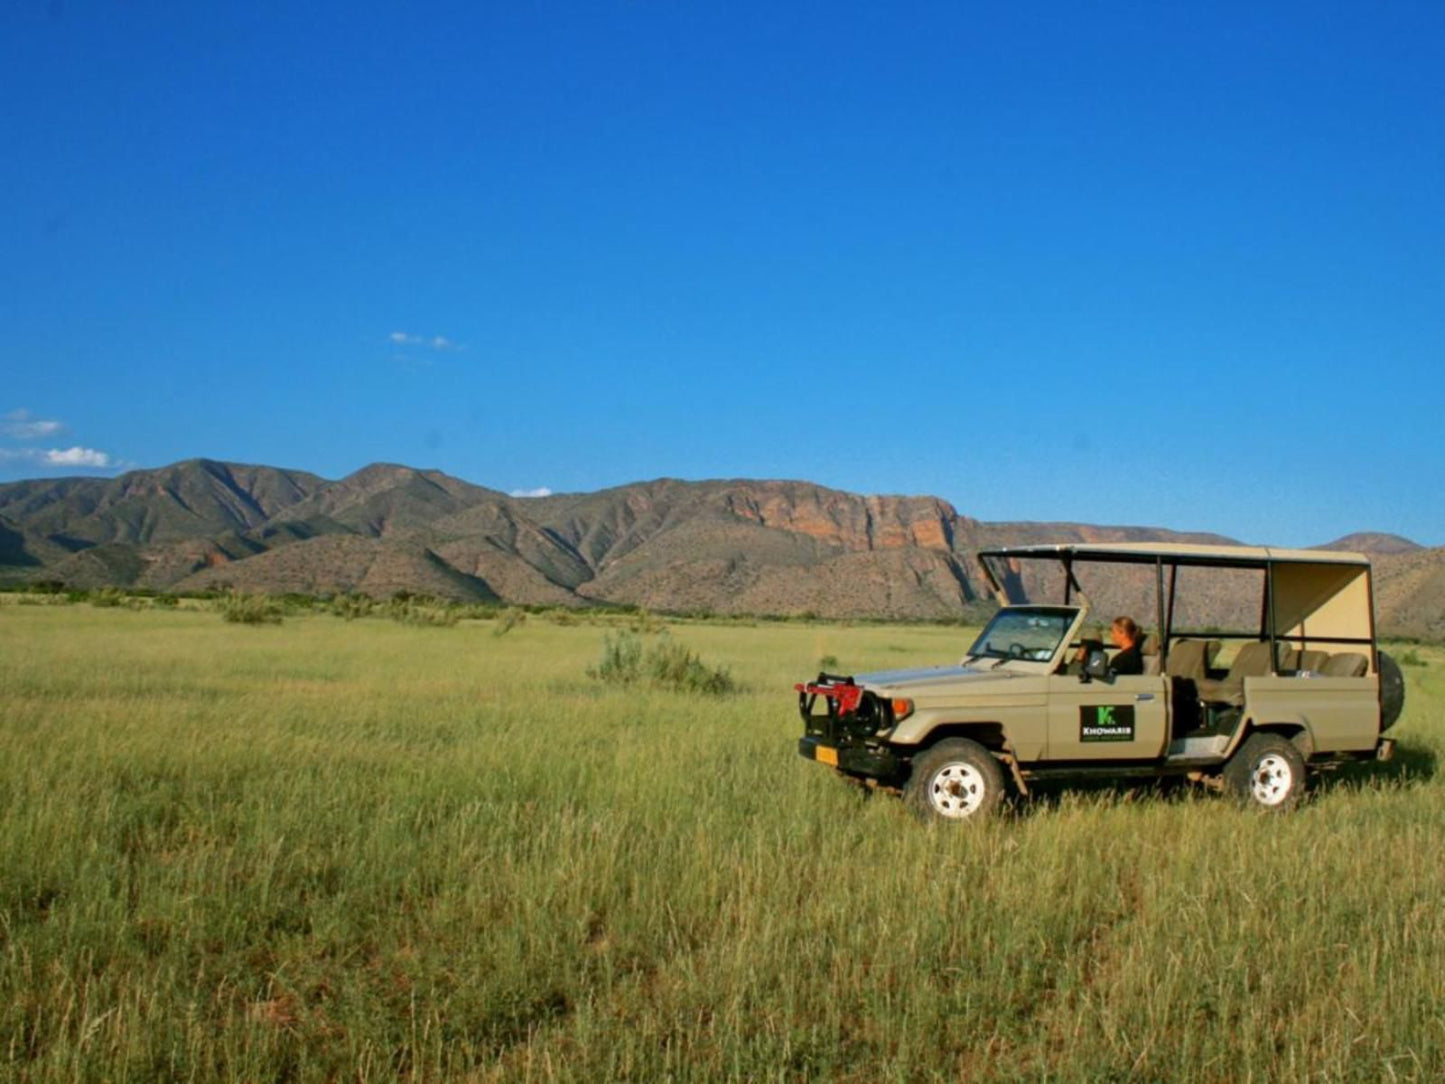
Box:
[711,484,963,552]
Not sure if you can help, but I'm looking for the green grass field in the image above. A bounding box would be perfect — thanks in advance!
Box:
[2,604,1443,1081]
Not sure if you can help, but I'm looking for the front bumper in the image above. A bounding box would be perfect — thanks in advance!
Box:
[798,735,901,779]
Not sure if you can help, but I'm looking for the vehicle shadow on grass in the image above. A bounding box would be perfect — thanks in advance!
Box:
[1007,776,1204,817]
[1006,742,1439,816]
[1309,741,1438,796]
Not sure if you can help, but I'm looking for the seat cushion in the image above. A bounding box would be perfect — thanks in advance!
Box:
[1287,649,1330,673]
[1164,639,1219,683]
[1228,641,1278,679]
[1139,633,1161,675]
[1322,652,1369,678]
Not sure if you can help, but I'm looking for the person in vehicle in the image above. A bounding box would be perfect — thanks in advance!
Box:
[1060,616,1142,676]
[1107,616,1143,675]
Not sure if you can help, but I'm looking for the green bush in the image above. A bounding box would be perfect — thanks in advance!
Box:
[388,600,460,628]
[628,610,668,634]
[1399,648,1428,667]
[589,630,644,685]
[588,631,737,696]
[330,594,375,621]
[89,588,127,608]
[220,592,284,626]
[494,607,527,637]
[818,654,839,671]
[646,637,737,695]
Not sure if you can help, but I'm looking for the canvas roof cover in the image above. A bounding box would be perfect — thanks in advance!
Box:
[977,542,1369,566]
[976,543,1374,643]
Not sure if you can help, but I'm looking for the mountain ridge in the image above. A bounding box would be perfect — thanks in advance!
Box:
[1,459,1436,634]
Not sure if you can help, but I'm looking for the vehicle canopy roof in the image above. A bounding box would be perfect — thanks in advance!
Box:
[977,542,1374,647]
[977,541,1369,567]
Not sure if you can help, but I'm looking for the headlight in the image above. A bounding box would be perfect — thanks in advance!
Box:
[890,698,914,723]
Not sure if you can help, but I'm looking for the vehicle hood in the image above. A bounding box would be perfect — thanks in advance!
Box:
[853,664,1017,691]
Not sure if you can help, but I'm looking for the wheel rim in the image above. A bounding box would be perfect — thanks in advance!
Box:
[1249,753,1294,806]
[928,762,987,818]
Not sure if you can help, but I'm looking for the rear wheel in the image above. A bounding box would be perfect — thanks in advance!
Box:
[904,739,1005,822]
[1222,732,1306,812]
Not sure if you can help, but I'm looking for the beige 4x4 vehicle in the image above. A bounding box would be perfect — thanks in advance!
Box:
[796,544,1405,819]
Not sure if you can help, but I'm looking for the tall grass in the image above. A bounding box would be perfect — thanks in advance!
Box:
[1,609,1442,1080]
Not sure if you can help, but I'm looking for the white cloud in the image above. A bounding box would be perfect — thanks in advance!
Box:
[0,409,123,474]
[509,487,553,498]
[45,446,114,467]
[1,408,64,440]
[0,446,116,470]
[388,331,461,351]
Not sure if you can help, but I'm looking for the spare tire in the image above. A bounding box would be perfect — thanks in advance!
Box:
[1378,651,1405,732]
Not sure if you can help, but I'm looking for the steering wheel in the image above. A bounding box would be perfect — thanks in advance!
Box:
[1008,642,1025,659]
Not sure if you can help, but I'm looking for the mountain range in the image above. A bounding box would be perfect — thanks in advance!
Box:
[0,459,1438,638]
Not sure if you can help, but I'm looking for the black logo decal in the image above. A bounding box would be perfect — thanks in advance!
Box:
[1080,704,1135,743]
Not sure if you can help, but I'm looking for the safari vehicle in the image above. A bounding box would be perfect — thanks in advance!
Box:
[795,544,1405,820]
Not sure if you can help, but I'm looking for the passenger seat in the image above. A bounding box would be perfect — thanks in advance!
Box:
[1196,641,1288,705]
[1321,652,1369,678]
[1163,638,1219,683]
[1140,633,1161,675]
[1165,639,1220,736]
[1285,648,1331,673]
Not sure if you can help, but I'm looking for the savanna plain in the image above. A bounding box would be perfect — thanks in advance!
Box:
[2,600,1443,1082]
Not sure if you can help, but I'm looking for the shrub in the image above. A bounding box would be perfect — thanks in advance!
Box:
[645,637,737,695]
[818,654,839,671]
[1399,648,1428,667]
[401,604,456,627]
[628,610,668,634]
[588,631,737,696]
[589,631,644,685]
[220,592,284,626]
[494,607,527,637]
[374,595,459,627]
[330,594,375,621]
[90,588,127,608]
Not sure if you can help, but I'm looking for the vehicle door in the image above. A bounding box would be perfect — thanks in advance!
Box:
[1045,673,1170,760]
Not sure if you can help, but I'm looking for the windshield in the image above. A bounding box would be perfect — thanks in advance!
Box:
[967,607,1078,663]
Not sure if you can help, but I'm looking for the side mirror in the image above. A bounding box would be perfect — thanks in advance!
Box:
[1082,648,1111,683]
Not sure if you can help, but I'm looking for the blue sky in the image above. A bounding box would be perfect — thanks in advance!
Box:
[2,1,1441,547]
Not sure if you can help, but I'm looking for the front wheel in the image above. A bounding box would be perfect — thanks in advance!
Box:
[903,739,1006,822]
[1222,732,1306,812]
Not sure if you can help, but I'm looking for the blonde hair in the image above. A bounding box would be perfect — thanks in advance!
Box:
[1112,616,1139,642]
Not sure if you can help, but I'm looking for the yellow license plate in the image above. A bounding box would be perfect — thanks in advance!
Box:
[815,745,839,767]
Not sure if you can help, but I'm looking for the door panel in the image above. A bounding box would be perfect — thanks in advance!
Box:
[1047,675,1170,760]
